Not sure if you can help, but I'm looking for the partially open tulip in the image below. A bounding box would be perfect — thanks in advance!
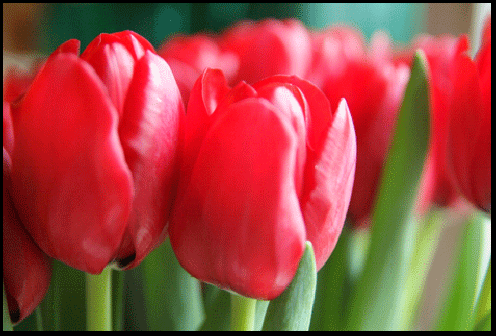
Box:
[169,69,356,300]
[4,148,52,324]
[312,27,410,226]
[446,17,491,212]
[9,31,184,274]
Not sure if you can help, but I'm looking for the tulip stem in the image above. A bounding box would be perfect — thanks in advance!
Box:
[230,293,257,331]
[86,267,112,331]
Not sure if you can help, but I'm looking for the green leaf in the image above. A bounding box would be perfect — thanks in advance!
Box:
[435,213,489,330]
[474,310,491,331]
[254,300,270,331]
[262,241,317,331]
[309,225,354,331]
[475,259,491,328]
[142,238,205,331]
[199,284,231,331]
[3,283,13,331]
[39,259,87,331]
[399,209,443,329]
[345,50,431,330]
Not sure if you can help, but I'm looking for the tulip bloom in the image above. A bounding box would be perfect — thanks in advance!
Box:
[446,18,491,212]
[4,148,51,324]
[311,27,410,226]
[10,31,184,274]
[219,19,312,85]
[169,69,356,300]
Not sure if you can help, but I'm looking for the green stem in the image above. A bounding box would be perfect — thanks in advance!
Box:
[230,293,257,331]
[35,306,43,331]
[86,267,112,331]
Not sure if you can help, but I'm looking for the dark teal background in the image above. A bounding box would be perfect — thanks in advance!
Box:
[38,3,426,52]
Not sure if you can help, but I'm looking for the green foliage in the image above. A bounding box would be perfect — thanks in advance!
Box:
[262,241,317,331]
[345,50,431,330]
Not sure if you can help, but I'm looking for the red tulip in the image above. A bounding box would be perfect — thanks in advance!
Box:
[219,19,312,85]
[446,17,491,212]
[313,27,410,226]
[4,148,51,324]
[169,68,356,300]
[158,34,239,104]
[10,31,184,274]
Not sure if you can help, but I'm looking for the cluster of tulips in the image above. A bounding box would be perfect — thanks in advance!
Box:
[3,17,491,330]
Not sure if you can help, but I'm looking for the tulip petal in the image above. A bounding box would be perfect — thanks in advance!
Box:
[347,62,410,225]
[252,79,307,195]
[448,52,491,211]
[323,60,389,140]
[260,75,332,152]
[115,51,184,269]
[161,58,203,103]
[476,41,491,117]
[300,99,356,270]
[82,31,154,64]
[252,79,307,139]
[180,69,231,189]
[255,76,357,270]
[113,30,155,60]
[3,148,51,324]
[52,38,80,56]
[81,31,155,117]
[11,53,133,274]
[212,80,258,117]
[81,38,136,117]
[171,99,306,300]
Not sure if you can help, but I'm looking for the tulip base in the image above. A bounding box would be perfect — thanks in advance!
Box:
[86,267,112,331]
[230,293,257,331]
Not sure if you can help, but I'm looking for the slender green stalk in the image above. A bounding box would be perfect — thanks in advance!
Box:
[230,293,257,331]
[112,269,125,331]
[35,307,43,331]
[86,267,112,331]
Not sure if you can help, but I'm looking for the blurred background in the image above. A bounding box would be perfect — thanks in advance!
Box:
[2,4,491,62]
[3,3,491,331]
